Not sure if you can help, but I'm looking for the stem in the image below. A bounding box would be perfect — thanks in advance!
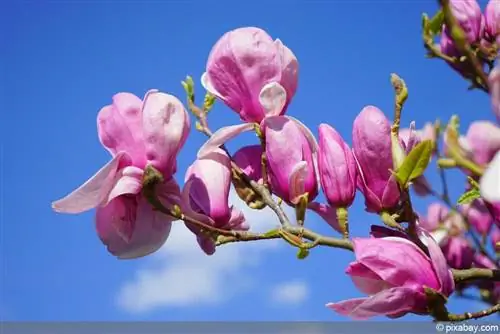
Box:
[336,207,349,239]
[439,0,489,92]
[447,303,500,322]
[451,268,500,284]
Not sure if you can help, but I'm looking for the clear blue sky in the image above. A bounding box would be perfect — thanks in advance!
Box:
[2,0,496,322]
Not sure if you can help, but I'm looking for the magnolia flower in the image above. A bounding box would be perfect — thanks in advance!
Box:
[484,0,500,43]
[327,234,454,319]
[201,27,298,124]
[52,91,190,259]
[352,106,400,213]
[182,149,249,255]
[421,203,474,269]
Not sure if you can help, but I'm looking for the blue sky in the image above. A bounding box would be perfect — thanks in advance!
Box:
[2,0,497,322]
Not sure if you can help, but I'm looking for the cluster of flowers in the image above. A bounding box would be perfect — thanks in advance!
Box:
[52,0,499,321]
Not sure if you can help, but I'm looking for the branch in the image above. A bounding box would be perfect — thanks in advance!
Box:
[447,303,500,322]
[451,268,500,284]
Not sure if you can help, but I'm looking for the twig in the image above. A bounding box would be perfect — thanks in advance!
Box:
[451,268,500,284]
[447,303,500,322]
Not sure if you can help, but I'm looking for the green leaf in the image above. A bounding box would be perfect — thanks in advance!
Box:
[394,140,433,188]
[297,248,309,260]
[428,10,444,35]
[457,189,481,205]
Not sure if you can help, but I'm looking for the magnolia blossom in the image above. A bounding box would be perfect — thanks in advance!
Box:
[233,145,264,183]
[462,121,500,166]
[201,27,298,123]
[352,106,400,213]
[460,199,494,236]
[182,149,249,255]
[421,203,475,269]
[263,116,319,205]
[316,123,357,208]
[52,91,190,259]
[484,0,500,43]
[327,234,454,319]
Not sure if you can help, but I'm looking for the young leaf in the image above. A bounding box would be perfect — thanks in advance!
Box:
[297,248,309,260]
[394,140,433,188]
[457,189,481,205]
[428,10,444,35]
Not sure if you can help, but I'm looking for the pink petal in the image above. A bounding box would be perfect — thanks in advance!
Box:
[105,166,144,205]
[346,262,389,295]
[52,152,128,214]
[307,202,342,233]
[142,90,190,177]
[288,161,307,204]
[201,72,224,100]
[418,228,455,296]
[197,123,254,158]
[326,287,416,320]
[226,206,249,230]
[185,149,232,223]
[95,179,179,259]
[97,93,146,166]
[353,237,440,290]
[258,82,287,117]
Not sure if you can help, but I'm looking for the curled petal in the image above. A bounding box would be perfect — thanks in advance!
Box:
[346,262,388,295]
[201,72,224,100]
[417,228,455,296]
[105,166,144,205]
[326,287,417,320]
[259,82,287,117]
[197,123,254,158]
[289,161,308,204]
[52,152,128,214]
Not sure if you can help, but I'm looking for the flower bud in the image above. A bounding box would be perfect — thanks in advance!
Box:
[263,116,318,205]
[352,106,400,213]
[317,124,357,208]
[183,149,249,255]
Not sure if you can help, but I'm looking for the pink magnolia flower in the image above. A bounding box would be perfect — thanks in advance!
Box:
[316,123,357,208]
[201,27,298,124]
[52,91,190,259]
[422,203,475,269]
[352,106,400,213]
[263,116,319,205]
[460,199,494,236]
[462,121,500,166]
[327,235,454,320]
[182,149,249,255]
[485,0,500,43]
